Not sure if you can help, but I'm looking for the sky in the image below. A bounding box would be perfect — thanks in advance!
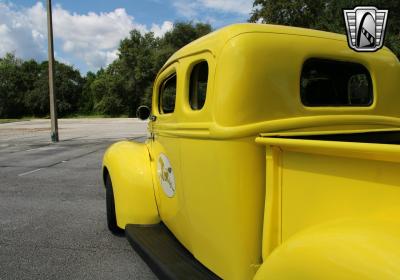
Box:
[0,0,254,74]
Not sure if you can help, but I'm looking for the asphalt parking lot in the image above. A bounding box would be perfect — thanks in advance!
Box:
[0,119,156,279]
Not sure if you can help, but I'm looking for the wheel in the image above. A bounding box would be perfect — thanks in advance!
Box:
[105,175,124,235]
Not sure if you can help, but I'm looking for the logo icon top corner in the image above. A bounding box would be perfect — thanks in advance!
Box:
[343,6,388,52]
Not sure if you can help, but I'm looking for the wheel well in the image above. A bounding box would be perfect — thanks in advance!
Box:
[103,167,109,188]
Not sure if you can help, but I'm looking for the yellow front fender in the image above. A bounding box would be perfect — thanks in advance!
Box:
[254,217,400,280]
[103,141,159,228]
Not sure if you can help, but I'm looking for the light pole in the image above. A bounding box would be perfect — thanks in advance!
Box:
[47,0,59,142]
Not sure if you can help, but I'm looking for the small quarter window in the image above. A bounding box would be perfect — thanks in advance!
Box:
[189,61,208,110]
[301,59,372,106]
[159,74,176,114]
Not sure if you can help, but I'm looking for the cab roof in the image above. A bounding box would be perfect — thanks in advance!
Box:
[162,23,347,70]
[156,23,400,137]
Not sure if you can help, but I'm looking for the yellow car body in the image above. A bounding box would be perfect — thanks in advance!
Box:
[103,23,400,279]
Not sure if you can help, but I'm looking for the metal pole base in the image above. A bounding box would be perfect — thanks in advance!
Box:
[51,131,59,142]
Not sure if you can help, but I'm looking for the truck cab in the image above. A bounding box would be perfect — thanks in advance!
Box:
[103,23,400,280]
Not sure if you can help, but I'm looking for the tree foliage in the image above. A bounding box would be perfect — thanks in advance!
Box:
[0,54,26,117]
[0,21,212,118]
[0,54,84,118]
[249,0,400,58]
[84,21,212,117]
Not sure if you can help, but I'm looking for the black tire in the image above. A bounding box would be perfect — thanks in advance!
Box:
[105,175,124,236]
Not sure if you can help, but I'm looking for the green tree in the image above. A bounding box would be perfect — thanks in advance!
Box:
[163,22,212,50]
[23,62,49,116]
[249,0,400,58]
[91,63,127,116]
[0,21,212,118]
[79,71,97,113]
[118,30,160,116]
[0,53,27,117]
[24,61,84,117]
[90,21,212,116]
[55,62,84,116]
[147,22,212,106]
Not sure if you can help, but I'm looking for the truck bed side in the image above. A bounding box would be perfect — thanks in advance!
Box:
[256,132,400,259]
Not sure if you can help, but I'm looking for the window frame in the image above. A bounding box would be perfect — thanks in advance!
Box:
[300,58,374,107]
[188,60,209,111]
[158,72,177,115]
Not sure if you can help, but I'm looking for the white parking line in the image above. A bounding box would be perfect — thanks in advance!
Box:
[24,146,58,152]
[18,168,42,177]
[24,148,40,152]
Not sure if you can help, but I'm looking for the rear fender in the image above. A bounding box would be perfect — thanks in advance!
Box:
[254,217,400,280]
[103,141,159,228]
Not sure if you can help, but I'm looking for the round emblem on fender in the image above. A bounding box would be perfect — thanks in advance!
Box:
[157,153,176,198]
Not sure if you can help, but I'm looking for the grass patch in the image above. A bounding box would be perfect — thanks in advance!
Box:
[0,119,24,124]
[0,115,130,123]
[62,114,129,118]
[0,117,42,123]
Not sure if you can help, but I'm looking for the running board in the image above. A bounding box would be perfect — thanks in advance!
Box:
[125,223,221,280]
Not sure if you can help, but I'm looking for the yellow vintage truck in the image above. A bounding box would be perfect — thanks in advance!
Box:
[102,24,400,279]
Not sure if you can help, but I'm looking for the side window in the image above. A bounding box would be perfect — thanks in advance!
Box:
[189,61,208,110]
[159,74,177,114]
[301,59,373,106]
